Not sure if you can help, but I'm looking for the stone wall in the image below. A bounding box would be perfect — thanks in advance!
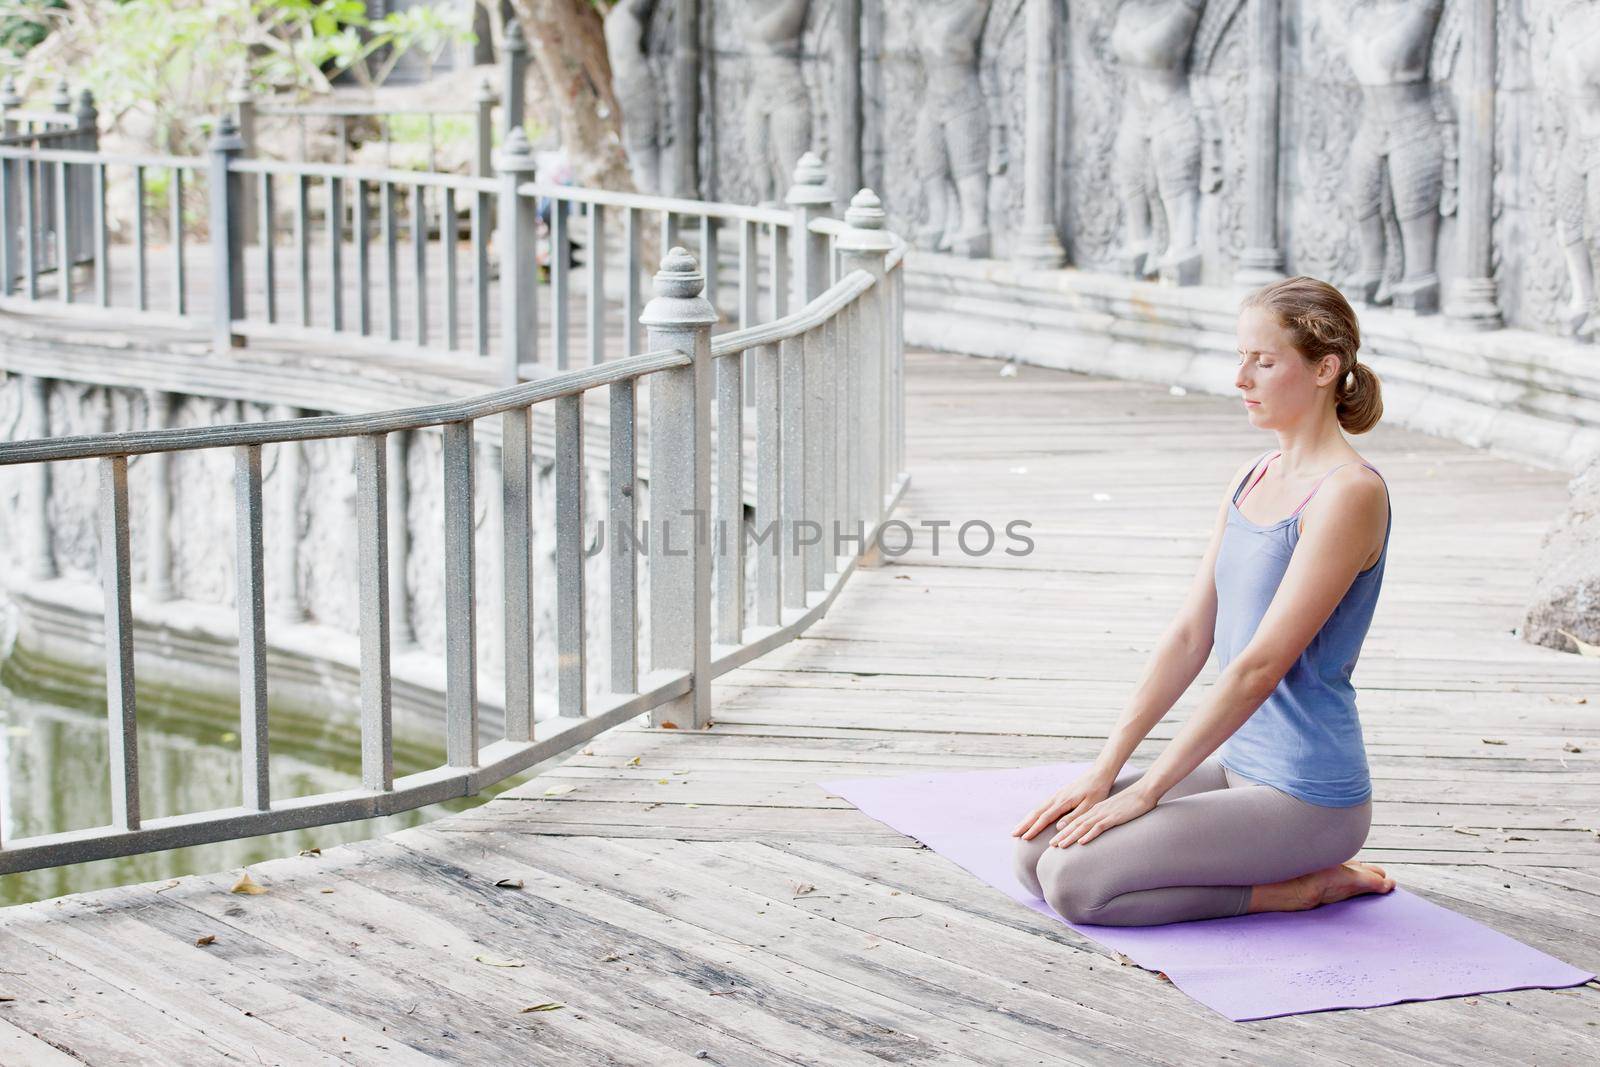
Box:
[628,0,1600,342]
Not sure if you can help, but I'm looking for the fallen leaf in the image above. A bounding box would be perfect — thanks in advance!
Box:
[0,995,13,1002]
[299,847,321,858]
[684,803,700,809]
[474,955,525,968]
[657,778,670,785]
[1564,742,1584,753]
[1557,629,1600,657]
[494,878,525,890]
[1506,835,1533,842]
[580,747,594,755]
[1451,826,1482,837]
[195,934,216,947]
[543,785,576,796]
[230,872,267,895]
[1480,738,1507,746]
[627,756,642,767]
[320,888,335,894]
[598,953,621,963]
[1156,971,1171,982]
[791,882,817,897]
[520,1003,563,1012]
[659,723,679,730]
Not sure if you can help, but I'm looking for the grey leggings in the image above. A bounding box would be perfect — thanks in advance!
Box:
[1012,756,1372,926]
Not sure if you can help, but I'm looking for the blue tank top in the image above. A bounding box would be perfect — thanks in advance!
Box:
[1213,449,1391,807]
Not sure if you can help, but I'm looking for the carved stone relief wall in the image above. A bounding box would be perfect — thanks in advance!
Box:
[615,0,1592,337]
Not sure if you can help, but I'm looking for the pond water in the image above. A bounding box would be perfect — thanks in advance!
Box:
[0,638,538,908]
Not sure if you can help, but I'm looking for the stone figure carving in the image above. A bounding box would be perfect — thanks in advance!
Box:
[1552,1,1600,340]
[1326,0,1455,313]
[911,0,994,258]
[604,0,662,194]
[738,0,812,206]
[1108,0,1240,286]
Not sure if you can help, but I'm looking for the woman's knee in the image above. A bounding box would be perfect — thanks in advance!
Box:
[1012,833,1051,899]
[1035,844,1103,924]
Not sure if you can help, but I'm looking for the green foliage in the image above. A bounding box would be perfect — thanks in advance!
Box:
[0,0,63,60]
[1,1,474,153]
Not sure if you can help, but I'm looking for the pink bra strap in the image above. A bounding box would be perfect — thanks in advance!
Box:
[1236,451,1280,505]
[1291,461,1382,516]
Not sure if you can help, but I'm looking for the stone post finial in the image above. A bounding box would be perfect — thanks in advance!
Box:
[642,248,718,326]
[75,88,97,122]
[505,17,527,51]
[838,188,897,253]
[52,78,70,112]
[1,77,21,111]
[496,125,535,168]
[845,188,886,231]
[785,150,832,207]
[210,113,242,149]
[475,76,496,104]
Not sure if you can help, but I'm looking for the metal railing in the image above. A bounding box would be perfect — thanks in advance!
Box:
[0,116,826,384]
[0,78,99,282]
[0,185,908,873]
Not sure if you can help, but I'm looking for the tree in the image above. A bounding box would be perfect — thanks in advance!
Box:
[506,0,635,192]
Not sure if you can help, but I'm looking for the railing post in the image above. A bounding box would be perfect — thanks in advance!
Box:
[208,115,246,350]
[501,18,528,140]
[0,78,19,297]
[495,127,538,383]
[835,189,897,561]
[640,248,717,730]
[230,76,259,246]
[71,89,97,266]
[786,150,833,306]
[473,77,496,178]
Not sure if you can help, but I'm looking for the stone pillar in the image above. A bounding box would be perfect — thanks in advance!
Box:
[1445,0,1502,329]
[640,248,717,729]
[836,189,897,543]
[673,0,701,198]
[1012,0,1066,270]
[835,0,863,215]
[786,152,834,305]
[1234,0,1285,285]
[495,128,539,383]
[501,18,528,139]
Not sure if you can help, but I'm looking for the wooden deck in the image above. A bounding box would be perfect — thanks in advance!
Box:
[5,349,1600,1064]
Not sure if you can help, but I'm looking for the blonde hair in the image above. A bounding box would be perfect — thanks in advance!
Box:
[1241,276,1383,435]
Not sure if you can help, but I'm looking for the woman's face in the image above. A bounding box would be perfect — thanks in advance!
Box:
[1234,305,1336,429]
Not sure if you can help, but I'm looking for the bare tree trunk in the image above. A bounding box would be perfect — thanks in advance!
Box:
[508,0,636,194]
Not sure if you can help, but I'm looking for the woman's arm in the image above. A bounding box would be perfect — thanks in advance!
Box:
[1088,464,1242,779]
[1128,467,1389,803]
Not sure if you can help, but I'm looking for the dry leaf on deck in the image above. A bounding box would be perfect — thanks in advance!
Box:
[627,756,642,767]
[543,785,576,797]
[494,878,525,890]
[1557,629,1600,657]
[195,934,216,946]
[299,847,321,858]
[1451,826,1482,836]
[791,882,817,897]
[520,1003,564,1012]
[1563,742,1583,753]
[230,872,267,895]
[474,955,526,968]
[1479,738,1507,746]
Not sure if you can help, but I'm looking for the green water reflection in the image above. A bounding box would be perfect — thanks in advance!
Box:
[0,642,537,907]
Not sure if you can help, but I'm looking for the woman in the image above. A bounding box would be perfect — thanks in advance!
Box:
[1010,276,1398,926]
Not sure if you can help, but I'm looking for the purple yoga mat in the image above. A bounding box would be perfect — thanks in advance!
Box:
[819,761,1595,1022]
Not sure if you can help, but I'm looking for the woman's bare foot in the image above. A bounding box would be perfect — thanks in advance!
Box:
[1295,861,1396,909]
[1248,861,1396,914]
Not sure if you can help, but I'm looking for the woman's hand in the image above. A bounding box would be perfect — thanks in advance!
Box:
[1010,768,1117,841]
[1048,786,1158,848]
